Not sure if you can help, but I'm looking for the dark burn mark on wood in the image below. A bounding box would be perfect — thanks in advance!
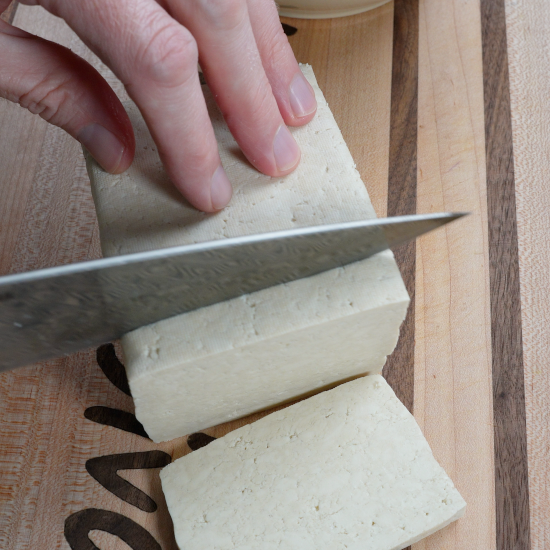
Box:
[282,22,298,36]
[382,0,419,417]
[86,452,171,513]
[71,353,164,547]
[96,344,131,396]
[187,432,217,451]
[84,406,149,439]
[480,0,531,549]
[64,508,161,550]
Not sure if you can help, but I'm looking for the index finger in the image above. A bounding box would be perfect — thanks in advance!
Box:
[50,0,232,212]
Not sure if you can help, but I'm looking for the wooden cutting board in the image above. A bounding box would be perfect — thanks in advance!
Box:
[0,1,546,548]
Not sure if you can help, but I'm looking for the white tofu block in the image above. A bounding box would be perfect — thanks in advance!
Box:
[86,65,410,442]
[160,375,466,550]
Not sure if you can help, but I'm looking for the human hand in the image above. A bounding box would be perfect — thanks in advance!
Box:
[0,0,317,212]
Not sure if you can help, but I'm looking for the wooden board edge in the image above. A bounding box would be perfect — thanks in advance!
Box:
[382,0,419,416]
[480,0,531,548]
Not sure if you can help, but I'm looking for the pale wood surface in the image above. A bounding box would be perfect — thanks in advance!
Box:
[413,2,494,550]
[505,1,550,548]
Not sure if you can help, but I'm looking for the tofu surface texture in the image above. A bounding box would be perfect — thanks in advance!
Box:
[86,65,410,442]
[161,375,466,550]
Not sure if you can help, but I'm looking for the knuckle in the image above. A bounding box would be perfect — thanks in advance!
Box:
[186,148,214,172]
[247,79,275,121]
[136,22,198,87]
[196,0,247,29]
[265,30,290,67]
[18,75,71,125]
[257,17,289,58]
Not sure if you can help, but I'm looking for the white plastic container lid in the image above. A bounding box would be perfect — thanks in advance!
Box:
[278,0,392,19]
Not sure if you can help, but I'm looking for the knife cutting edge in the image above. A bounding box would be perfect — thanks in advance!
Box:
[0,212,466,371]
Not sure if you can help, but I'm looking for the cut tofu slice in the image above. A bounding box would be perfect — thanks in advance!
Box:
[86,65,410,442]
[160,375,466,550]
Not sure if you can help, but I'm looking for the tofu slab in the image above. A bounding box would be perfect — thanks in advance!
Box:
[160,375,466,550]
[86,65,410,442]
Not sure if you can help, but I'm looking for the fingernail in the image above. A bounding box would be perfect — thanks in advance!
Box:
[289,71,317,118]
[273,125,300,172]
[210,165,232,210]
[78,123,125,173]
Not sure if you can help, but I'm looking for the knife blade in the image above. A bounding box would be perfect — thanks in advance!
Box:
[0,212,465,371]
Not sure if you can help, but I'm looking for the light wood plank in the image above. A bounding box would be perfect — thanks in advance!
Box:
[382,0,418,415]
[481,0,530,546]
[0,106,47,274]
[413,1,494,550]
[505,1,550,548]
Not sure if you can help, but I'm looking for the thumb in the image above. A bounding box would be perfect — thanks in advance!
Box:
[0,19,134,173]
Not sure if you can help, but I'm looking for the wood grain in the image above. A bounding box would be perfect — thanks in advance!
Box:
[382,0,419,414]
[413,1,495,549]
[0,2,538,549]
[503,1,550,548]
[481,1,531,549]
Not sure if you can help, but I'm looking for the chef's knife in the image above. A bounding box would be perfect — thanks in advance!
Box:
[0,212,465,371]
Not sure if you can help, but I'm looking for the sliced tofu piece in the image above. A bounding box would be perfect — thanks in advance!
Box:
[86,65,410,442]
[160,375,466,550]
